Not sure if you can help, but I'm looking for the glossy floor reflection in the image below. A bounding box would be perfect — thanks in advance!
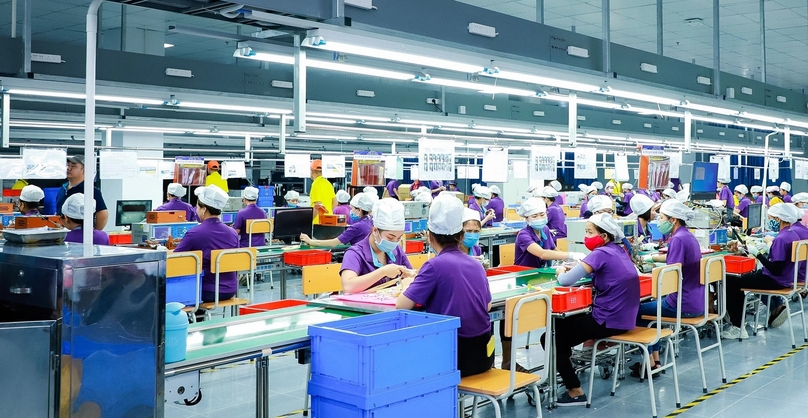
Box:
[165,277,808,418]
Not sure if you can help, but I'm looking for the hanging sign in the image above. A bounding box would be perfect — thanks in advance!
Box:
[159,160,175,179]
[100,151,138,180]
[574,148,597,179]
[321,155,345,178]
[284,153,311,178]
[768,158,779,180]
[482,147,508,182]
[754,168,761,180]
[418,138,455,180]
[221,160,247,179]
[614,154,630,182]
[641,145,665,156]
[512,160,528,179]
[174,156,206,186]
[353,150,384,161]
[710,155,731,181]
[410,164,419,179]
[530,145,559,182]
[667,152,682,178]
[385,156,403,179]
[137,159,160,178]
[0,158,25,180]
[23,148,67,179]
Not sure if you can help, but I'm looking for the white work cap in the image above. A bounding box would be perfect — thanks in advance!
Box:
[363,186,379,198]
[791,192,808,204]
[766,185,780,193]
[471,183,481,192]
[676,190,690,202]
[660,199,695,222]
[167,183,187,198]
[768,203,800,224]
[417,186,431,197]
[428,193,464,235]
[196,185,229,210]
[781,182,791,192]
[662,188,677,199]
[538,186,558,198]
[284,190,300,200]
[19,185,44,203]
[550,180,562,191]
[517,198,547,217]
[630,194,654,215]
[718,176,730,184]
[589,213,625,240]
[350,192,375,212]
[62,193,95,220]
[578,184,589,193]
[587,195,613,213]
[194,187,204,197]
[622,183,633,190]
[473,186,492,199]
[462,208,481,224]
[734,185,748,195]
[414,192,433,203]
[336,190,351,203]
[373,198,405,231]
[591,181,603,190]
[489,185,501,195]
[750,185,764,193]
[242,186,259,201]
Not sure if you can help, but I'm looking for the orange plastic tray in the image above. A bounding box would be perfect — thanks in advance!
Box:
[239,299,309,315]
[724,255,756,274]
[639,275,652,298]
[552,287,593,313]
[283,250,332,266]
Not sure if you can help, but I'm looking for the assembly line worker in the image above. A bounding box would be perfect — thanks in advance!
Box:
[550,180,565,205]
[487,185,505,223]
[722,203,803,340]
[630,194,655,244]
[17,185,45,215]
[340,198,414,294]
[429,181,446,198]
[398,194,494,378]
[301,193,375,247]
[204,160,229,193]
[363,186,380,200]
[591,181,604,196]
[284,190,300,207]
[761,204,808,327]
[156,183,198,222]
[578,185,595,216]
[468,185,496,228]
[781,182,793,203]
[411,186,431,202]
[414,192,433,204]
[56,155,109,230]
[637,200,703,376]
[661,188,677,201]
[459,208,483,256]
[621,183,635,215]
[174,186,240,304]
[766,186,784,207]
[733,185,753,219]
[582,195,614,219]
[792,193,808,226]
[542,213,639,406]
[717,177,735,210]
[309,159,337,224]
[538,186,568,238]
[333,190,352,220]
[385,179,400,200]
[750,185,764,204]
[61,194,110,245]
[232,186,268,248]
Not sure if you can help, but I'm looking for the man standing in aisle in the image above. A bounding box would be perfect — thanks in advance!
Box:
[205,160,229,193]
[488,185,505,223]
[56,155,109,230]
[309,159,336,224]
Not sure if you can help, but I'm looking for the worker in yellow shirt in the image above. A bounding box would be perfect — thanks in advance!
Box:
[309,159,336,224]
[205,160,229,193]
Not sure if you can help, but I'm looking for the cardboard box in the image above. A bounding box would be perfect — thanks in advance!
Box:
[14,216,62,229]
[147,211,186,223]
[0,203,14,213]
[321,214,347,226]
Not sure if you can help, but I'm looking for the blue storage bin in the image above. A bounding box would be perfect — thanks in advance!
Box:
[648,221,663,241]
[309,377,458,418]
[258,185,275,197]
[166,274,200,306]
[308,311,459,398]
[503,221,526,229]
[710,229,728,244]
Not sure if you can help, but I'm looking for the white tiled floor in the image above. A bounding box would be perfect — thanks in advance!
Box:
[166,277,808,418]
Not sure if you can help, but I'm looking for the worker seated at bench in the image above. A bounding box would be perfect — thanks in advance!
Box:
[300,192,375,247]
[232,186,268,248]
[61,193,110,245]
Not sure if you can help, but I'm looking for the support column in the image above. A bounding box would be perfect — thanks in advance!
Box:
[22,0,31,74]
[684,111,692,153]
[713,0,721,96]
[602,0,611,75]
[293,34,307,133]
[536,0,544,24]
[568,92,578,147]
[657,0,663,55]
[1,94,9,148]
[760,0,767,83]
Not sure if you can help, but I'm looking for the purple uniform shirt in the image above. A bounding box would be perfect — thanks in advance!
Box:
[174,218,240,294]
[429,181,444,198]
[340,236,413,289]
[386,180,400,199]
[579,198,589,217]
[468,199,493,228]
[637,219,652,243]
[156,198,198,222]
[719,186,735,209]
[487,196,505,223]
[233,204,268,247]
[546,203,567,238]
[583,243,640,330]
[333,203,351,218]
[755,195,763,204]
[467,245,482,256]
[651,191,661,202]
[65,227,110,245]
[556,193,566,206]
[514,225,556,268]
[782,193,792,203]
[664,227,704,314]
[765,226,801,287]
[403,246,492,338]
[336,216,373,245]
[622,192,635,215]
[737,197,751,218]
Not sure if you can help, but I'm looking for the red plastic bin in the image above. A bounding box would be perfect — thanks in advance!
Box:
[108,233,132,245]
[485,265,534,277]
[638,275,652,298]
[724,255,757,274]
[3,189,21,197]
[284,250,332,266]
[404,240,425,254]
[552,287,593,313]
[239,299,309,315]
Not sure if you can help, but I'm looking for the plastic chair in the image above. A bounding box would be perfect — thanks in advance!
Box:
[247,219,273,288]
[407,253,431,270]
[498,243,515,267]
[198,247,257,320]
[458,291,552,418]
[505,208,520,221]
[645,256,727,393]
[302,263,343,296]
[586,264,683,418]
[740,239,808,348]
[167,251,202,323]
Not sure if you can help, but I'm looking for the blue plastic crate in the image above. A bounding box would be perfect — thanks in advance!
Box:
[308,311,459,398]
[648,221,663,241]
[166,274,199,306]
[710,229,728,244]
[309,378,457,418]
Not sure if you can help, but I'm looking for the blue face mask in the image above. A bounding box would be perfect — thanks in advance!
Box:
[375,232,399,254]
[529,218,548,230]
[463,232,480,249]
[768,219,781,232]
[288,203,297,208]
[350,212,361,222]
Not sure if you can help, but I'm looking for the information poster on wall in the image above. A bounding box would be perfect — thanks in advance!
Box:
[709,155,730,181]
[137,159,160,178]
[614,154,630,182]
[284,153,311,178]
[0,158,25,179]
[221,161,247,179]
[465,165,480,179]
[513,160,528,179]
[574,148,597,179]
[159,160,175,179]
[385,156,403,179]
[23,147,66,179]
[482,147,508,182]
[100,151,139,180]
[321,155,345,178]
[174,156,206,186]
[418,138,455,180]
[667,152,682,178]
[410,164,419,179]
[530,145,559,182]
[798,160,807,180]
[754,168,761,180]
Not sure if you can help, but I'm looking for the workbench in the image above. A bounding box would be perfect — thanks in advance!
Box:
[254,244,350,299]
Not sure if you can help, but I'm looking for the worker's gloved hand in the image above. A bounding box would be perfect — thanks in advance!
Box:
[746,243,760,256]
[641,243,657,251]
[642,254,655,263]
[755,241,769,255]
[156,245,168,251]
[568,252,586,261]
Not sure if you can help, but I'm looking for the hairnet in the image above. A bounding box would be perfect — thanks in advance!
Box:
[591,181,603,190]
[197,185,229,210]
[538,186,558,198]
[473,186,492,199]
[780,182,791,192]
[336,190,351,203]
[363,186,379,198]
[62,193,95,219]
[734,185,748,195]
[766,185,780,193]
[750,185,764,193]
[578,184,589,193]
[517,198,547,217]
[489,185,501,195]
[373,198,405,230]
[589,213,625,240]
[660,199,695,223]
[768,203,800,224]
[550,180,562,191]
[718,176,730,184]
[428,193,464,235]
[167,183,187,198]
[284,190,300,200]
[662,188,677,199]
[242,186,259,201]
[350,192,375,212]
[416,186,431,197]
[630,194,654,215]
[587,195,613,213]
[462,208,481,224]
[622,183,633,190]
[415,192,433,203]
[194,187,204,197]
[791,192,808,204]
[20,185,44,203]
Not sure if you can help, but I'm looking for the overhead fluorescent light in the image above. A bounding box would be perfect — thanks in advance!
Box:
[567,46,589,58]
[177,101,291,114]
[234,48,295,64]
[165,68,193,78]
[417,77,537,97]
[308,41,486,74]
[488,71,599,93]
[308,60,414,80]
[164,43,174,48]
[640,63,658,74]
[599,89,680,106]
[360,137,417,144]
[6,89,164,105]
[468,23,498,38]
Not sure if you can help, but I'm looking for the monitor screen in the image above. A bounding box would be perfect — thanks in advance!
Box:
[273,207,313,244]
[116,200,152,226]
[746,203,763,230]
[151,225,171,240]
[690,162,719,201]
[221,212,236,224]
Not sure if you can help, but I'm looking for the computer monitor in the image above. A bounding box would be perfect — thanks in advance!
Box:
[116,200,152,226]
[273,207,314,244]
[220,212,236,225]
[746,203,763,230]
[690,162,719,201]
